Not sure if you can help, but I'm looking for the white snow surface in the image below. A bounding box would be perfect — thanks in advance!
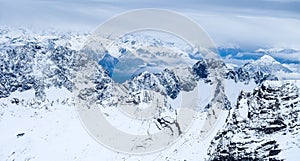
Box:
[0,82,230,161]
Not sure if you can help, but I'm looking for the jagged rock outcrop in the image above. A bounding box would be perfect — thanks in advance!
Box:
[207,81,300,161]
[0,42,76,100]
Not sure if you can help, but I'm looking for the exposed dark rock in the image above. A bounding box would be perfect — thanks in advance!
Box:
[207,82,300,161]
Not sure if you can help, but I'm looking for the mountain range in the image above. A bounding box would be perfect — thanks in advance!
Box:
[0,28,299,161]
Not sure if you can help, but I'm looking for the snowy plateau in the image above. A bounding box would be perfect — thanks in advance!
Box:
[0,28,300,161]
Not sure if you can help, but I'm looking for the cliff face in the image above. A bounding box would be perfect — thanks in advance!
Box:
[207,81,300,161]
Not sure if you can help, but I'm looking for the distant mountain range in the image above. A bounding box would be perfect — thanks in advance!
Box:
[218,46,300,64]
[0,28,296,100]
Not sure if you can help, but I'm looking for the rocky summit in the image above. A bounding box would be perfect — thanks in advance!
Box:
[207,81,300,161]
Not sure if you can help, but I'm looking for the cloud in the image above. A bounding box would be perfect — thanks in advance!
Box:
[188,13,300,49]
[270,52,300,63]
[1,0,300,49]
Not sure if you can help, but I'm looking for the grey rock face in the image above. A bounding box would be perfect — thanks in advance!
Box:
[207,82,300,161]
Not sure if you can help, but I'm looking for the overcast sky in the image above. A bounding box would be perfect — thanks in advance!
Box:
[1,0,300,49]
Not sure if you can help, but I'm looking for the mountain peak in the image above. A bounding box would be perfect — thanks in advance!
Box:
[241,54,292,76]
[257,55,278,64]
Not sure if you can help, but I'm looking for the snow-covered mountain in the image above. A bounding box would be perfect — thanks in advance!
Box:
[0,28,300,161]
[94,32,200,83]
[218,46,300,65]
[207,81,300,161]
[0,28,296,114]
[0,27,296,115]
[224,55,295,84]
[0,27,87,51]
[243,55,292,74]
